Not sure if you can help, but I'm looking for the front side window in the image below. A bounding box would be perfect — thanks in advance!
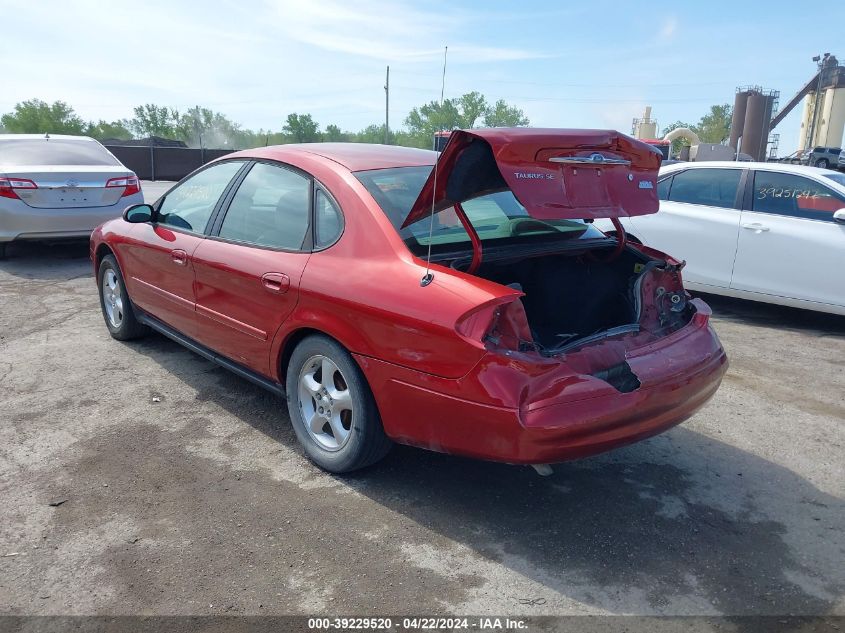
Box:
[752,171,845,221]
[157,161,244,233]
[667,168,742,209]
[355,166,605,257]
[218,162,311,250]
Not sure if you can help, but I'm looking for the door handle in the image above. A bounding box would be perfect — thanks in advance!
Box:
[171,249,188,265]
[261,272,290,294]
[742,223,770,233]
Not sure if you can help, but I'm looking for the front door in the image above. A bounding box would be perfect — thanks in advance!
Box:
[192,161,313,376]
[121,160,247,337]
[731,169,845,309]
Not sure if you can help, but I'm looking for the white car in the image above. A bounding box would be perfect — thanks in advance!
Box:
[596,161,845,315]
[0,134,143,258]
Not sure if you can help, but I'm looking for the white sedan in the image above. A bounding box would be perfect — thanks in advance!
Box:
[596,161,845,315]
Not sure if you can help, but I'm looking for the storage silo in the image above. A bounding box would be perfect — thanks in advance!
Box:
[729,90,749,150]
[742,90,776,161]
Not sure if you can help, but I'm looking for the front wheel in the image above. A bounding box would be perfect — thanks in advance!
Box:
[816,158,829,168]
[98,254,149,341]
[286,335,391,473]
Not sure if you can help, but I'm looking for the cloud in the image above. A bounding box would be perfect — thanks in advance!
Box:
[264,0,546,63]
[660,16,679,39]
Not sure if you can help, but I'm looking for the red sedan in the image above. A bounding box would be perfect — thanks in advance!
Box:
[90,129,727,473]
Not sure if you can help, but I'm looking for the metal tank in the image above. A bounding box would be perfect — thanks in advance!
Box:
[742,91,775,162]
[729,90,749,150]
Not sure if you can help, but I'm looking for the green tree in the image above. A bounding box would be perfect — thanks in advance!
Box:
[86,119,132,141]
[405,93,529,147]
[128,104,180,139]
[283,113,320,143]
[456,91,489,128]
[1,99,86,134]
[352,124,398,145]
[695,104,732,144]
[484,99,529,127]
[323,124,349,142]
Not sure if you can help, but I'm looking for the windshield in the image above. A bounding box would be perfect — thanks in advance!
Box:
[0,138,121,167]
[355,166,606,256]
[823,173,845,187]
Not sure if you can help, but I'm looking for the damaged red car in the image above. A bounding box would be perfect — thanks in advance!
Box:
[91,129,727,473]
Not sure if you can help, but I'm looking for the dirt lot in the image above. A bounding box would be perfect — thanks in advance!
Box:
[0,192,843,620]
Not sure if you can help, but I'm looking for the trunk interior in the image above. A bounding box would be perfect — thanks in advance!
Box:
[473,247,675,353]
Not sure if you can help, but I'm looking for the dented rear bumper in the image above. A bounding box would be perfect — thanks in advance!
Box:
[355,300,727,464]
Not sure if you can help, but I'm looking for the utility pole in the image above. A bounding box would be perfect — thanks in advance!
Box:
[384,65,390,145]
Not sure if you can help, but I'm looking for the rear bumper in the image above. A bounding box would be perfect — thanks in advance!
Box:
[0,194,142,242]
[356,310,727,464]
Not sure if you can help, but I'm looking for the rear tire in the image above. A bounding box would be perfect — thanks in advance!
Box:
[0,242,7,259]
[286,335,392,473]
[98,254,149,341]
[816,158,829,168]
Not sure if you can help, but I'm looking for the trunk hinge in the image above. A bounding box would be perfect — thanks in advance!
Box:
[454,202,483,274]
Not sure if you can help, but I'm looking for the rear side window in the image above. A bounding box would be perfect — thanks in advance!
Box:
[0,138,121,166]
[668,169,742,208]
[657,176,672,200]
[157,161,244,233]
[752,171,845,221]
[219,162,311,250]
[314,190,343,248]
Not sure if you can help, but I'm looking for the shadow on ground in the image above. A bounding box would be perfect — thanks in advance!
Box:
[699,291,845,338]
[87,329,845,617]
[0,240,92,281]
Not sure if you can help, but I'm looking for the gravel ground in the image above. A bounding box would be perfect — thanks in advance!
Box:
[0,198,842,621]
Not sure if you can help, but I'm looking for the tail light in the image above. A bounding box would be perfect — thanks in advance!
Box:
[0,177,37,200]
[456,297,535,352]
[105,175,141,197]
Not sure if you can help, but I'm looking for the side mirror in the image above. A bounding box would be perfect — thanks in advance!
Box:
[834,209,845,225]
[123,203,154,223]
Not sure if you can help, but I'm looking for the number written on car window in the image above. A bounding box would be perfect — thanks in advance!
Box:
[752,171,845,221]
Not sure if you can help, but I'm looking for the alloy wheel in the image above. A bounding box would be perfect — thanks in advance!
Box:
[102,269,124,328]
[297,355,354,451]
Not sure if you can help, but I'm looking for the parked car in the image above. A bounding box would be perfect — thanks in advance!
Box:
[596,161,845,315]
[806,146,842,169]
[0,134,143,258]
[839,151,845,171]
[90,130,727,473]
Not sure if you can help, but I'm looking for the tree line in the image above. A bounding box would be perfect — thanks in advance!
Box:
[0,93,530,150]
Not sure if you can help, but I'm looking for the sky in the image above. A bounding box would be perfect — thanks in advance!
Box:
[2,0,844,153]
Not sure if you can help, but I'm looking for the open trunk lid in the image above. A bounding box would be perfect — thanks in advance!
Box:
[402,128,662,228]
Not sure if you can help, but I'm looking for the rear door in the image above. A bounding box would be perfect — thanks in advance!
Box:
[629,167,744,288]
[730,169,845,308]
[191,161,322,376]
[121,160,247,337]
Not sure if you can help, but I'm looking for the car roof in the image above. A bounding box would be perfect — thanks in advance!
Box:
[659,160,840,178]
[230,143,437,172]
[0,134,99,142]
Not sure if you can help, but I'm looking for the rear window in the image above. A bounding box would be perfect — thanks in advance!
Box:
[0,138,121,167]
[355,166,605,256]
[824,173,845,187]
